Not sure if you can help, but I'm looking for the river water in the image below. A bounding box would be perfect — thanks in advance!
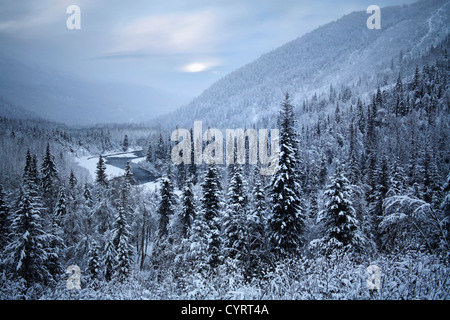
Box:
[104,149,157,184]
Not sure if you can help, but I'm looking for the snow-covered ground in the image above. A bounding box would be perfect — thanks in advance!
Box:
[74,149,145,181]
[140,180,161,193]
[75,155,125,180]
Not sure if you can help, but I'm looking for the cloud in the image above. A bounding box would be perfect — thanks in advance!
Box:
[113,9,220,55]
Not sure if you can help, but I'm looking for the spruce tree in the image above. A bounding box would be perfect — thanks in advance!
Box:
[156,133,166,163]
[122,134,129,152]
[41,143,59,200]
[356,98,366,134]
[22,149,35,187]
[386,158,406,197]
[245,166,268,277]
[223,164,248,260]
[87,242,101,282]
[268,93,306,258]
[376,86,383,109]
[113,183,133,281]
[157,174,176,238]
[7,187,51,286]
[47,203,65,283]
[187,209,210,273]
[201,164,222,269]
[103,235,116,282]
[83,183,93,207]
[179,180,196,238]
[54,188,67,219]
[347,121,360,185]
[124,161,135,186]
[369,156,390,247]
[95,155,108,187]
[68,170,77,199]
[69,169,77,190]
[316,165,363,255]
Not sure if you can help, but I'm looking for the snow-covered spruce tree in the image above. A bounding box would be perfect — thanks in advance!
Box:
[223,164,248,261]
[356,98,366,135]
[41,143,59,202]
[46,193,65,282]
[54,188,67,220]
[176,162,187,190]
[113,183,133,281]
[95,155,108,187]
[268,93,306,258]
[313,165,366,256]
[178,180,196,238]
[69,169,77,190]
[243,166,269,277]
[386,158,406,198]
[83,183,93,208]
[6,185,52,287]
[155,133,166,166]
[364,103,377,198]
[252,166,268,251]
[124,161,135,186]
[201,164,223,269]
[23,150,40,190]
[152,168,177,275]
[368,155,390,247]
[347,121,360,186]
[68,169,77,200]
[122,134,129,152]
[157,173,176,238]
[187,209,210,273]
[87,242,101,282]
[103,232,116,282]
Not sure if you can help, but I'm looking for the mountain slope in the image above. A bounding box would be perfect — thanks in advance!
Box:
[0,98,41,121]
[166,0,450,129]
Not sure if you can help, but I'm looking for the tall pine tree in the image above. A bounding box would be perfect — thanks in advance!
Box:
[315,165,365,255]
[95,155,108,187]
[7,187,52,287]
[201,164,222,269]
[41,143,59,201]
[268,93,306,258]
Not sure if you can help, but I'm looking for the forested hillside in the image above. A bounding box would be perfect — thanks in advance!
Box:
[0,31,449,299]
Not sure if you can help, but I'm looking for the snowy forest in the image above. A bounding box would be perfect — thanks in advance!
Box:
[1,24,450,302]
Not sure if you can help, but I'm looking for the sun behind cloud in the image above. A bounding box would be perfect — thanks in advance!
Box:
[181,61,220,73]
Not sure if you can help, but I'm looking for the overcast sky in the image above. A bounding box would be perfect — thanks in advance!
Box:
[0,0,418,99]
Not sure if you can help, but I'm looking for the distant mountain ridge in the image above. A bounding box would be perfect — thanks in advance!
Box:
[163,0,450,129]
